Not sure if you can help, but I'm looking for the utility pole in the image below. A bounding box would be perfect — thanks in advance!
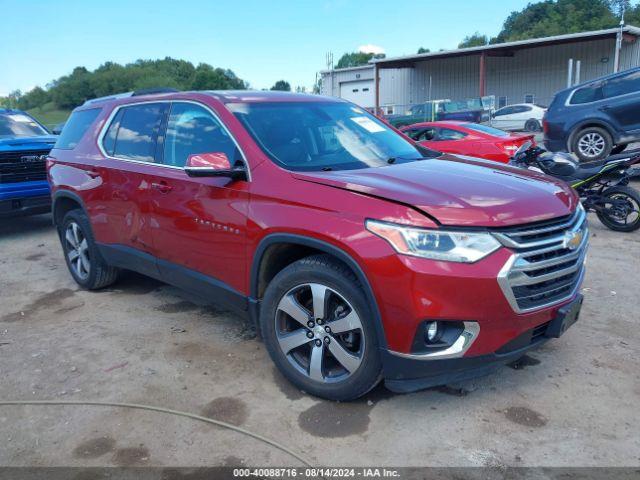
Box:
[614,4,626,73]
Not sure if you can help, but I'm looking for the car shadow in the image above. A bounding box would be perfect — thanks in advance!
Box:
[0,213,54,239]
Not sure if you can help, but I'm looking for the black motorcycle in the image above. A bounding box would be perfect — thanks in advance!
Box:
[510,142,640,232]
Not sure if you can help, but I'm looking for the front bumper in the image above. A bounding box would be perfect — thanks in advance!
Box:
[0,195,51,217]
[0,180,51,217]
[382,295,582,392]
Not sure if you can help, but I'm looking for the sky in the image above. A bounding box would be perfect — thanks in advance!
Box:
[1,0,533,96]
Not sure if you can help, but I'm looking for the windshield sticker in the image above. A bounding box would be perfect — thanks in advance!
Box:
[9,114,35,123]
[350,116,385,133]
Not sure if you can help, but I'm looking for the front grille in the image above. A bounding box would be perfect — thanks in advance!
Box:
[495,207,588,313]
[0,149,50,184]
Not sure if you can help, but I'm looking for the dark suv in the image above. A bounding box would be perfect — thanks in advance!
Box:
[48,90,587,400]
[544,67,640,162]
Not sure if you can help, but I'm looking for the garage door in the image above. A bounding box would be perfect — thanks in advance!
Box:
[339,80,374,108]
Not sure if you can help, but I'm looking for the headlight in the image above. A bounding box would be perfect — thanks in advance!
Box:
[366,220,501,263]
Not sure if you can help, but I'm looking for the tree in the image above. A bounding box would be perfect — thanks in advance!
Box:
[271,80,291,91]
[494,0,618,43]
[458,32,489,48]
[0,90,22,109]
[335,51,385,69]
[417,47,430,54]
[5,58,248,112]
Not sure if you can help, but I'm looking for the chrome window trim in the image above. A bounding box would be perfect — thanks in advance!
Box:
[96,99,252,181]
[388,322,480,360]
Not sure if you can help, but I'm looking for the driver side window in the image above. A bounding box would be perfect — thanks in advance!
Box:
[162,102,239,167]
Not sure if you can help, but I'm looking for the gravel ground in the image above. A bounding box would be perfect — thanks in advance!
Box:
[0,212,638,469]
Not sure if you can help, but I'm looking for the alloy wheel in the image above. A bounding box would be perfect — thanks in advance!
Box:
[577,132,606,158]
[275,283,365,383]
[65,222,90,280]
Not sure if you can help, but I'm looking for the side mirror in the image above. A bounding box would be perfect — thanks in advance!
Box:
[184,152,247,180]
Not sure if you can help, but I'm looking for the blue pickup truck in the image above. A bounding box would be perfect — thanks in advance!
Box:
[0,109,57,217]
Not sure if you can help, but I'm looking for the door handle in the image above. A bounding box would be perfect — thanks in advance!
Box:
[151,181,173,194]
[86,169,101,179]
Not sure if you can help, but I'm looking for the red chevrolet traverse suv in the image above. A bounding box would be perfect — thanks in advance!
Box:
[48,89,588,400]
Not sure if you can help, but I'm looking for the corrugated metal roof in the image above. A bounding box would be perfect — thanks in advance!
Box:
[372,25,640,66]
[320,64,375,74]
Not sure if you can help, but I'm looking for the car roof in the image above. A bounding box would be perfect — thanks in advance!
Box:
[206,90,343,103]
[402,121,471,129]
[79,89,344,110]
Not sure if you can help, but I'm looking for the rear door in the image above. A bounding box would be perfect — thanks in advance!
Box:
[92,102,167,274]
[147,101,250,301]
[600,70,640,135]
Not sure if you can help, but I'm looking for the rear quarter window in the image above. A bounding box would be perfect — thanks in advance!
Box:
[55,108,102,149]
[569,83,603,105]
[101,103,165,162]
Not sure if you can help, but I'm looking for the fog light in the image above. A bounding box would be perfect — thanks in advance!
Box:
[425,321,439,342]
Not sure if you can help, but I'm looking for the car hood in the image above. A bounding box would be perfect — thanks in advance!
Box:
[292,154,578,227]
[0,135,58,151]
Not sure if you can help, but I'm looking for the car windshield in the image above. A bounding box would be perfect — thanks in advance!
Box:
[228,101,435,171]
[0,112,49,139]
[464,123,511,137]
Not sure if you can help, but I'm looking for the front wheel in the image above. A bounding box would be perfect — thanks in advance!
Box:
[260,254,382,401]
[596,186,640,232]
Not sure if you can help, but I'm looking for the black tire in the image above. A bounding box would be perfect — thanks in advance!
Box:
[596,186,640,232]
[260,254,382,401]
[59,209,120,289]
[611,144,627,155]
[572,127,612,162]
[525,119,540,132]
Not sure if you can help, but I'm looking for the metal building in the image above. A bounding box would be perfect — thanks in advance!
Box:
[320,26,640,112]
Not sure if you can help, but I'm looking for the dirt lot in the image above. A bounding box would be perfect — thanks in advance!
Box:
[0,213,638,469]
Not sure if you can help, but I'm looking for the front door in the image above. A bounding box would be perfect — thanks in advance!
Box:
[147,101,250,304]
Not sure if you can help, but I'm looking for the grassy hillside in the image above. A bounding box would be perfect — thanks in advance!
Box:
[27,102,71,130]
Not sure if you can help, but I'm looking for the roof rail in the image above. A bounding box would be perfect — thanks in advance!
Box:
[83,92,133,106]
[131,87,180,97]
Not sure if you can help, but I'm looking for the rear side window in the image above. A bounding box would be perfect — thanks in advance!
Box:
[102,103,165,162]
[437,128,466,141]
[55,108,101,149]
[602,70,640,99]
[570,83,603,105]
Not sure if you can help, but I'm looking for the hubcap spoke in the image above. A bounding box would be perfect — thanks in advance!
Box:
[277,294,310,327]
[68,249,80,262]
[278,329,312,354]
[72,223,81,246]
[79,251,90,273]
[329,310,362,334]
[309,344,324,381]
[310,283,328,320]
[327,339,361,373]
[65,229,78,249]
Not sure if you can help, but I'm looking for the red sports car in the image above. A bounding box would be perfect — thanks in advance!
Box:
[400,121,536,163]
